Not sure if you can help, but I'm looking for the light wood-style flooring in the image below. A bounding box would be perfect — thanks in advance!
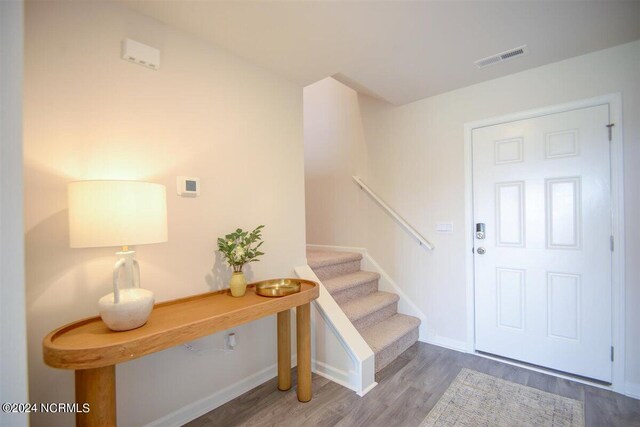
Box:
[186,342,640,426]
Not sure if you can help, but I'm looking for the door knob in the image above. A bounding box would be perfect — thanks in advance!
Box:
[477,247,486,255]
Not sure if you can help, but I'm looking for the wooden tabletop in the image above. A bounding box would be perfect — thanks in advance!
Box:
[43,280,318,370]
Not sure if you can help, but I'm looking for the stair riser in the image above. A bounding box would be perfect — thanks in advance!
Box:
[375,327,419,373]
[312,260,361,281]
[353,302,398,332]
[332,280,378,305]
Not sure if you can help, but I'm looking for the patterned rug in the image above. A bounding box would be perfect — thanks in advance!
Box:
[421,368,584,427]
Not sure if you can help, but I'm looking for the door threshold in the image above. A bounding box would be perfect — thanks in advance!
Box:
[475,350,613,389]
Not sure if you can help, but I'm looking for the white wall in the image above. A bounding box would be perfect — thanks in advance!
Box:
[305,41,640,388]
[24,2,306,426]
[304,77,370,246]
[1,1,29,426]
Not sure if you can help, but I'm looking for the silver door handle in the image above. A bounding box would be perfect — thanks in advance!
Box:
[477,247,486,255]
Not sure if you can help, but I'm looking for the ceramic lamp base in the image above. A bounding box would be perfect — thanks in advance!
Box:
[99,288,155,331]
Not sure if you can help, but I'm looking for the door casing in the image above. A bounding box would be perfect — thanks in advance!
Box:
[463,93,625,394]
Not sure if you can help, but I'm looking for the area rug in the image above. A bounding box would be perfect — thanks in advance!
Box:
[421,368,584,427]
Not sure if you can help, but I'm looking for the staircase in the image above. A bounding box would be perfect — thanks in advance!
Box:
[307,248,420,372]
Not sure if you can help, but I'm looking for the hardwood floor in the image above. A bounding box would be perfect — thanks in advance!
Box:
[185,342,640,426]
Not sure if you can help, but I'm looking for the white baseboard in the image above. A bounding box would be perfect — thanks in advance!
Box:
[144,363,279,427]
[145,352,364,426]
[422,335,468,353]
[626,382,640,400]
[357,381,378,397]
[313,360,355,392]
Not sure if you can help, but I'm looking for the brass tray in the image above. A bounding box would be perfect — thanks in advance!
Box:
[254,278,309,297]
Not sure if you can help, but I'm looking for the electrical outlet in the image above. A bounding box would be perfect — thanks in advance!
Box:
[226,332,237,351]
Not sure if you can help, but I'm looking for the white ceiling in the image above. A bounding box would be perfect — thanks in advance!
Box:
[120,1,640,105]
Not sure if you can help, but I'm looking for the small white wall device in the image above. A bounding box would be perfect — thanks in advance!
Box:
[435,222,454,233]
[227,333,237,350]
[121,38,160,70]
[177,176,200,197]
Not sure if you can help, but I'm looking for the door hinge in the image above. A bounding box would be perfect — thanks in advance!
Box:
[611,346,615,362]
[610,235,614,252]
[606,123,615,142]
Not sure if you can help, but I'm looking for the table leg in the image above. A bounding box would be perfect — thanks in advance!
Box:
[277,309,291,391]
[296,302,311,402]
[75,365,116,427]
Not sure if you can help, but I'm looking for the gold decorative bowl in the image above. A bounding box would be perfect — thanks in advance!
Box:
[255,278,306,297]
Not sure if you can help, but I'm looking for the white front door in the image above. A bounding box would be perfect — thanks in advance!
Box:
[473,104,612,382]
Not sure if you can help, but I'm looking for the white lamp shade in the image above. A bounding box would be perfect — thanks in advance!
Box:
[68,180,168,248]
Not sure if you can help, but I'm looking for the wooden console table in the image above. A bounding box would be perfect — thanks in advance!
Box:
[43,280,319,427]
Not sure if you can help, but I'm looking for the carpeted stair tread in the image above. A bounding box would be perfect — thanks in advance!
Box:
[306,249,363,268]
[307,247,421,372]
[340,291,399,323]
[360,313,421,354]
[322,271,380,295]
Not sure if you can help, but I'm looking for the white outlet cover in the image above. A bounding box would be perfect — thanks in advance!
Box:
[435,222,454,233]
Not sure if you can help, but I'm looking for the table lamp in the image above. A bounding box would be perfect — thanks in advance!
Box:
[68,180,168,331]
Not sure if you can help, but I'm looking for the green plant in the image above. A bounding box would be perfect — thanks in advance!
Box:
[217,225,265,273]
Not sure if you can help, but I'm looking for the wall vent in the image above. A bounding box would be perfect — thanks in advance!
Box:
[475,45,528,69]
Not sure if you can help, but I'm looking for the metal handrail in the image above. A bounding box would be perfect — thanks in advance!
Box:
[352,176,434,250]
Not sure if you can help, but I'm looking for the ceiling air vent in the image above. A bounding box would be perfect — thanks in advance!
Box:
[475,45,528,69]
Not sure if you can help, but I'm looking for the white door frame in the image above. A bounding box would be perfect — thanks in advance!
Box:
[463,93,626,394]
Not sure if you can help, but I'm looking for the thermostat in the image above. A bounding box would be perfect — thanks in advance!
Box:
[177,176,200,197]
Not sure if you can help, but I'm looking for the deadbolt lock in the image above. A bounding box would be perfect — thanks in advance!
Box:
[476,223,486,240]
